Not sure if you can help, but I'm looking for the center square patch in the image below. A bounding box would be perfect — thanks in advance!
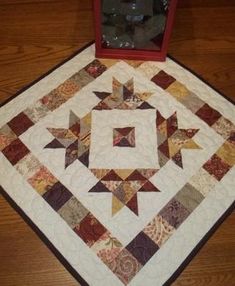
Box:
[1,47,234,286]
[113,127,136,148]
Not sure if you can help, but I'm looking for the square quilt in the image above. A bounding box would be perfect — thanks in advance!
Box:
[0,44,234,286]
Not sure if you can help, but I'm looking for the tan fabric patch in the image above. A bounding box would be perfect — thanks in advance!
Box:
[0,124,17,151]
[166,81,190,101]
[137,62,161,79]
[175,183,204,212]
[212,116,235,140]
[216,141,235,166]
[70,69,94,87]
[189,168,218,197]
[24,101,50,123]
[28,166,58,195]
[180,92,205,113]
[143,215,175,247]
[15,153,41,179]
[58,196,89,228]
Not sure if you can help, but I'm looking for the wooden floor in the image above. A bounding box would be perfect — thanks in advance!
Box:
[0,1,234,285]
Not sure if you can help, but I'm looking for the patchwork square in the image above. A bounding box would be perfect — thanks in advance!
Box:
[189,168,218,197]
[56,79,80,97]
[159,198,190,229]
[41,89,65,111]
[58,196,89,228]
[2,138,30,165]
[179,92,205,113]
[74,213,107,247]
[43,182,73,211]
[15,153,41,179]
[7,112,34,136]
[126,232,159,265]
[28,166,58,195]
[212,116,235,140]
[70,69,94,87]
[203,154,231,181]
[137,62,161,79]
[0,44,234,286]
[111,249,142,285]
[113,127,135,147]
[24,101,50,123]
[216,141,235,167]
[174,183,204,212]
[196,103,222,126]
[151,70,176,89]
[84,59,107,78]
[143,215,175,247]
[91,231,123,265]
[166,81,190,101]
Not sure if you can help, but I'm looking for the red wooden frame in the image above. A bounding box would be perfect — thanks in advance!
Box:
[93,0,178,61]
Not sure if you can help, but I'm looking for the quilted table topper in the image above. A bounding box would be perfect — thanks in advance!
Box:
[0,44,234,286]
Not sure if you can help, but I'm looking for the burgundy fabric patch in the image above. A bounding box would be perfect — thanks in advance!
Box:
[84,60,107,78]
[126,232,159,265]
[126,170,147,181]
[196,104,222,126]
[151,70,176,90]
[7,112,34,136]
[74,213,107,246]
[45,139,64,149]
[138,181,160,192]
[43,182,73,211]
[203,154,231,181]
[126,194,138,216]
[2,138,30,165]
[159,198,190,229]
[158,140,170,158]
[102,170,123,181]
